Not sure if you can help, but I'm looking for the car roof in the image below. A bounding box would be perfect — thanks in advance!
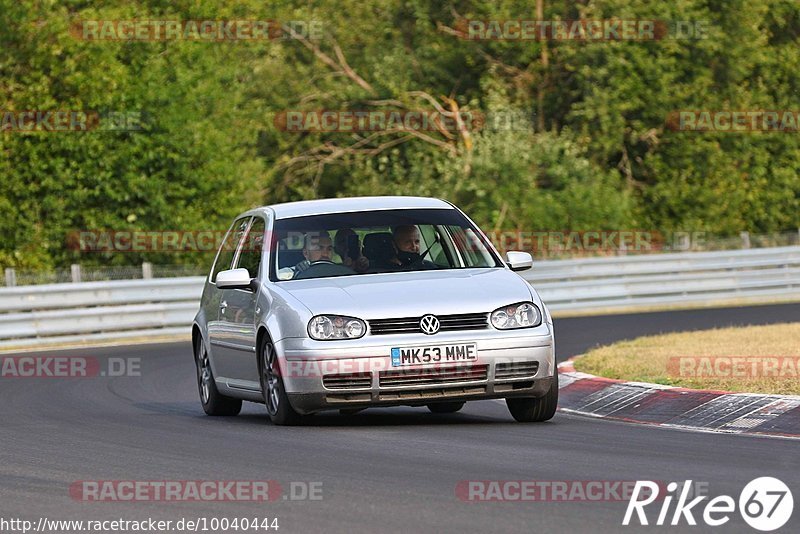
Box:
[256,196,453,220]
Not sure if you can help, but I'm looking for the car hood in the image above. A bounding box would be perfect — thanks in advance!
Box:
[279,268,536,318]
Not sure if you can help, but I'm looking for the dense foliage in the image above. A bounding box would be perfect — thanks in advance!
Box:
[1,0,798,268]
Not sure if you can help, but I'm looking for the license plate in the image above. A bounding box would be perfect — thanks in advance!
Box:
[390,343,477,367]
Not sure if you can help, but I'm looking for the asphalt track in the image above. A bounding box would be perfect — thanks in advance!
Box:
[1,303,799,534]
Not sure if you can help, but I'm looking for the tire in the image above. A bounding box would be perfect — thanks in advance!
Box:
[427,401,465,414]
[505,368,559,423]
[259,334,305,426]
[195,336,242,416]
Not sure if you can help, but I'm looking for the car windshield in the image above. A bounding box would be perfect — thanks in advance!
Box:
[270,208,503,281]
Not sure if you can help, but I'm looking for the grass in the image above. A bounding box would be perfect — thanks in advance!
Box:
[573,323,800,395]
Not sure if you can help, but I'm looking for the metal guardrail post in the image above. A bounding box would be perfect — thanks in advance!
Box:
[674,232,691,251]
[142,262,153,279]
[740,231,751,249]
[4,268,15,287]
[70,264,82,283]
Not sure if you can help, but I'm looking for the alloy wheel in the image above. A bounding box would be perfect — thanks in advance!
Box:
[262,341,280,416]
[198,345,211,405]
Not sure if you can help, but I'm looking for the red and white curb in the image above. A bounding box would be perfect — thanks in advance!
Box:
[557,360,800,439]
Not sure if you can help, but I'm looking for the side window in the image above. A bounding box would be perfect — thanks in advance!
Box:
[235,217,266,278]
[211,217,251,282]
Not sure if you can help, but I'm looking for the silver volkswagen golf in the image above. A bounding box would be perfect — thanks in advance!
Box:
[192,196,557,425]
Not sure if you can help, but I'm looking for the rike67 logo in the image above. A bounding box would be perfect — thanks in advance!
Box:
[624,477,793,531]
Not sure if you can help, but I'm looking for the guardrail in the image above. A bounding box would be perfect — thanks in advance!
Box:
[1,246,799,349]
[523,246,800,311]
[0,278,205,348]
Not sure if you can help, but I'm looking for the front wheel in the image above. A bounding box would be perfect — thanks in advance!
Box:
[259,335,305,426]
[195,337,241,416]
[506,368,558,422]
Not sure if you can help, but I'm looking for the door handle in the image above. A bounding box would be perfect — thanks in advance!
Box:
[220,301,228,313]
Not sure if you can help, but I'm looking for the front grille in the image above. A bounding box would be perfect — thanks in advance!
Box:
[379,385,487,401]
[495,361,539,380]
[379,364,488,388]
[368,313,489,335]
[322,373,372,390]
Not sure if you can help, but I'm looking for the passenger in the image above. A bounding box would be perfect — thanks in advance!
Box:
[392,225,437,269]
[393,225,420,256]
[334,229,370,273]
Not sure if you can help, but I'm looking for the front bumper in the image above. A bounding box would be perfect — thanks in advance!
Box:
[274,328,555,414]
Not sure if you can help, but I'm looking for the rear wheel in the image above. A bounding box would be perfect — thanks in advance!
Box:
[427,401,465,414]
[195,336,242,416]
[506,368,559,422]
[259,335,305,426]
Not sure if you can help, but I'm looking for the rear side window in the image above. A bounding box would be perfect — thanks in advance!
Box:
[211,217,251,282]
[235,217,266,278]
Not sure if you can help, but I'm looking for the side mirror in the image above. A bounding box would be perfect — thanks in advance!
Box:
[216,268,255,290]
[505,251,533,272]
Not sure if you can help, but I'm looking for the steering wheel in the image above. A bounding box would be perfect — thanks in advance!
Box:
[293,260,356,280]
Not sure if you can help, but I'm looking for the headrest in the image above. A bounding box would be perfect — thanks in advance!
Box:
[362,232,396,262]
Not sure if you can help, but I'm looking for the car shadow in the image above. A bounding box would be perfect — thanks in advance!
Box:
[135,400,561,428]
[232,404,561,428]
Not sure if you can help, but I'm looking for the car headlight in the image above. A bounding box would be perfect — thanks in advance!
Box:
[490,302,542,330]
[308,315,366,340]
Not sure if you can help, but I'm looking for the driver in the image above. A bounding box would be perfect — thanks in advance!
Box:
[277,232,334,280]
[301,231,334,265]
